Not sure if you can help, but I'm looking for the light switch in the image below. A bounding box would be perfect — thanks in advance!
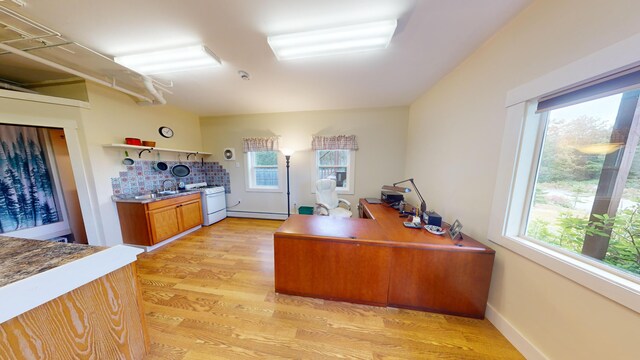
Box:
[235,162,240,168]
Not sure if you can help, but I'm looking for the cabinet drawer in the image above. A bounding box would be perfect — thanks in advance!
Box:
[146,193,200,211]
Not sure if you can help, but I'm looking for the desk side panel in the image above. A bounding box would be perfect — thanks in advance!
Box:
[388,248,495,318]
[274,236,391,306]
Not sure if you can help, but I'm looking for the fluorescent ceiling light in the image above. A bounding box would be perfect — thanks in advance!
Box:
[268,20,397,60]
[114,45,221,75]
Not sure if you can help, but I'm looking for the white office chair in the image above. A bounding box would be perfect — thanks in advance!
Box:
[315,179,352,218]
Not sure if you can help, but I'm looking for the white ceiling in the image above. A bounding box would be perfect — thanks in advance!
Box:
[8,0,531,116]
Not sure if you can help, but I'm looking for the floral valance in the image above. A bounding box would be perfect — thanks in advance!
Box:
[242,136,280,152]
[311,135,358,151]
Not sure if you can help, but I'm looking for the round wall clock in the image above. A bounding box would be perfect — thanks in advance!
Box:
[159,126,174,138]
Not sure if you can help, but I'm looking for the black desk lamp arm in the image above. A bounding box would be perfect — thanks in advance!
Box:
[393,178,427,213]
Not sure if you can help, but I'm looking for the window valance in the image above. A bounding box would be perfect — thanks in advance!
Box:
[242,136,279,152]
[311,135,358,151]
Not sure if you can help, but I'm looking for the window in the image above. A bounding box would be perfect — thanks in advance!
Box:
[525,91,640,278]
[246,151,280,191]
[492,39,640,313]
[315,150,355,194]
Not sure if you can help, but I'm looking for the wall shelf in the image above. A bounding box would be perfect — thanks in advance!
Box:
[103,144,212,158]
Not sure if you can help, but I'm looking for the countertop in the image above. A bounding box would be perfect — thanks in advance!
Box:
[0,236,142,323]
[0,236,104,287]
[111,189,201,203]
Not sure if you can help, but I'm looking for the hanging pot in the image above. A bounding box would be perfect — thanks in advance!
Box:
[171,164,191,177]
[122,151,134,165]
[153,161,168,171]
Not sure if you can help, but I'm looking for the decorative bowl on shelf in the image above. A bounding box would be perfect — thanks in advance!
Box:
[142,140,156,147]
[125,137,141,145]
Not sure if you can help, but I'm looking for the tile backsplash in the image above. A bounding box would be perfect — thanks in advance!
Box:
[111,160,230,195]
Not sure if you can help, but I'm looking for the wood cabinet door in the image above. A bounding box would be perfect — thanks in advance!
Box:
[274,236,391,306]
[178,199,203,231]
[147,206,180,244]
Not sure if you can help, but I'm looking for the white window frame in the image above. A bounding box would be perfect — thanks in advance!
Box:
[490,34,640,314]
[244,151,282,192]
[311,149,356,195]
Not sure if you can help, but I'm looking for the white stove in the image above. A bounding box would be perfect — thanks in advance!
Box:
[185,182,226,225]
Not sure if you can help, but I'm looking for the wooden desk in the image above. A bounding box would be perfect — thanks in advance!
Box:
[274,200,495,318]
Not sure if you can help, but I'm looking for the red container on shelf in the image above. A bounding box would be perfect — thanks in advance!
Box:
[125,137,142,146]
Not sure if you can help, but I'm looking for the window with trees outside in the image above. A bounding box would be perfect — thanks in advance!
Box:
[316,150,354,193]
[246,151,279,190]
[526,88,640,279]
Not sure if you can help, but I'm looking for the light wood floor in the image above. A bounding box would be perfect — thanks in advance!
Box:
[137,217,523,360]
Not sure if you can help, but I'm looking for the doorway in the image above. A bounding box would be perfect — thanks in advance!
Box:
[48,128,87,244]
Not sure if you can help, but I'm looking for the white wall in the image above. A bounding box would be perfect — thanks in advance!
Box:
[405,0,640,358]
[79,83,202,246]
[200,107,408,217]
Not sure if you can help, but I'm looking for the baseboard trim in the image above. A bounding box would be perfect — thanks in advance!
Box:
[228,210,287,220]
[485,303,547,360]
[128,226,201,252]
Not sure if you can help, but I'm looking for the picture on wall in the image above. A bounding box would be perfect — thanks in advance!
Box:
[0,124,60,233]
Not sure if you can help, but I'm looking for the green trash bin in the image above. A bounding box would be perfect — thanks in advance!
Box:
[298,206,314,215]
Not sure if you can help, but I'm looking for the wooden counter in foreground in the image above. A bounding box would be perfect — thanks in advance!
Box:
[0,236,148,359]
[274,200,496,319]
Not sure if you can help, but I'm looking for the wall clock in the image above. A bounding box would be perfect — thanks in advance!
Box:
[159,126,174,138]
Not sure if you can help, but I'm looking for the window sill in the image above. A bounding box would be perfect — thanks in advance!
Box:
[490,234,640,314]
[245,187,282,193]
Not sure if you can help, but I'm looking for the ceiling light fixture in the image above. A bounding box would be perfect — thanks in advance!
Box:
[114,45,221,75]
[267,19,397,61]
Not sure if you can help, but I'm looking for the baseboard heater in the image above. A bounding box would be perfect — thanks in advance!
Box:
[227,210,288,220]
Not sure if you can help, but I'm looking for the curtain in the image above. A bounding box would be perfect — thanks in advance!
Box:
[0,124,60,233]
[242,136,280,152]
[311,135,358,150]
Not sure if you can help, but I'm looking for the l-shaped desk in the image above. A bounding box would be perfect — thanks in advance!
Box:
[273,199,495,318]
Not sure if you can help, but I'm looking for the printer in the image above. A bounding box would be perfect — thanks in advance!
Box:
[381,190,404,204]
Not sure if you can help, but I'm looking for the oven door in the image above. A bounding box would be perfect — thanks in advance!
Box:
[205,192,226,214]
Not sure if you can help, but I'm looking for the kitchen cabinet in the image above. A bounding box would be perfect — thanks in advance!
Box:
[116,193,202,246]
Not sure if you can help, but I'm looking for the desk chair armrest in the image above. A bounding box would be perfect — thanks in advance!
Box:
[338,198,351,211]
[315,202,330,216]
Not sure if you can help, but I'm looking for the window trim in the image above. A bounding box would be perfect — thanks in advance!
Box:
[244,151,283,193]
[311,149,356,195]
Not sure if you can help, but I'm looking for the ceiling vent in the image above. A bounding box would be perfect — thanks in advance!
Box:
[0,4,169,104]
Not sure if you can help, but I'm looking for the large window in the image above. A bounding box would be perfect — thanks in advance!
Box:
[492,40,640,313]
[525,91,640,278]
[246,151,279,191]
[315,149,355,193]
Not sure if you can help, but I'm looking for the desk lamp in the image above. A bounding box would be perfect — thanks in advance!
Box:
[382,178,426,219]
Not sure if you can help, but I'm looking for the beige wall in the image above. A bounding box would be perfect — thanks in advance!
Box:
[201,107,408,217]
[406,0,640,358]
[79,82,202,246]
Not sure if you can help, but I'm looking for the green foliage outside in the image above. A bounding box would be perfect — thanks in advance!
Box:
[528,207,640,275]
